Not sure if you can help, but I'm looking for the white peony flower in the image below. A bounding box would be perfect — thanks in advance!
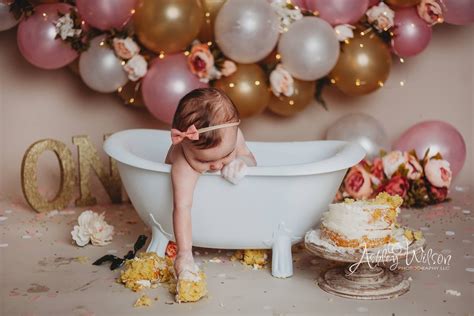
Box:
[124,55,148,81]
[404,152,423,180]
[53,13,82,41]
[113,37,141,60]
[270,64,294,97]
[334,24,355,41]
[271,0,303,33]
[71,210,114,247]
[366,2,395,31]
[71,225,90,247]
[382,150,407,178]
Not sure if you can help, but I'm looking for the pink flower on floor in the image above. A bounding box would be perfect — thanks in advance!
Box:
[379,175,409,198]
[344,165,373,199]
[166,241,178,260]
[425,158,452,188]
[404,152,423,180]
[429,185,448,202]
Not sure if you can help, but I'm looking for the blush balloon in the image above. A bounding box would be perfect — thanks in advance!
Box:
[17,3,78,69]
[391,8,432,57]
[76,0,136,31]
[305,0,369,25]
[142,54,208,124]
[393,120,466,178]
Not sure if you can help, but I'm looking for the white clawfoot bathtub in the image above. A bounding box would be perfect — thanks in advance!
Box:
[103,129,365,278]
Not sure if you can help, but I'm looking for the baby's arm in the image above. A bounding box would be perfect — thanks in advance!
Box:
[235,128,257,167]
[170,148,200,257]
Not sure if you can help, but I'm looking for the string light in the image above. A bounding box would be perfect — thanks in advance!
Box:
[207,41,212,46]
[254,80,260,86]
[183,51,190,56]
[205,12,210,17]
[229,83,235,88]
[117,87,123,93]
[355,79,361,86]
[289,100,295,105]
[275,54,281,60]
[131,9,135,14]
[121,61,126,66]
[378,81,384,87]
[400,81,405,86]
[99,41,105,46]
[129,98,135,103]
[399,57,405,63]
[159,52,165,59]
[330,78,336,84]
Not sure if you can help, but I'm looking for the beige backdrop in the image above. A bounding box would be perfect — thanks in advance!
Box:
[0,24,472,207]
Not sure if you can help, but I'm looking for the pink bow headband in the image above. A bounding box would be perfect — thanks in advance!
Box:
[170,120,241,145]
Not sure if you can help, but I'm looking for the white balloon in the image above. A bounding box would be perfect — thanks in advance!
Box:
[326,113,390,159]
[278,17,339,81]
[0,2,19,32]
[79,35,128,93]
[215,0,280,63]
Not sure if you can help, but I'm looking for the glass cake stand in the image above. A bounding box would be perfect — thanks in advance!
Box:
[304,229,426,300]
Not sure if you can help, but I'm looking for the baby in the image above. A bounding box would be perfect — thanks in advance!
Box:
[164,87,257,282]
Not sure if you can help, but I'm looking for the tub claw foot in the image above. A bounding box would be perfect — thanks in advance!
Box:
[146,213,172,258]
[265,222,302,278]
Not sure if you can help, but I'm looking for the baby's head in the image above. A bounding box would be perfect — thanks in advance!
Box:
[171,87,240,173]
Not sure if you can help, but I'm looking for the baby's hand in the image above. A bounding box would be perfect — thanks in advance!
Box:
[221,157,248,185]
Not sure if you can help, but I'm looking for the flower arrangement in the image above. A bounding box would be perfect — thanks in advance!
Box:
[336,149,452,207]
[71,210,114,246]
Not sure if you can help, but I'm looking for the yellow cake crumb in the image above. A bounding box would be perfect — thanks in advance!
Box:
[75,256,89,264]
[133,294,152,307]
[404,229,414,241]
[231,249,268,269]
[120,252,174,292]
[372,192,403,209]
[168,270,208,303]
[413,230,423,240]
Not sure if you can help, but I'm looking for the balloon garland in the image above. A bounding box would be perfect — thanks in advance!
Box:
[1,0,473,123]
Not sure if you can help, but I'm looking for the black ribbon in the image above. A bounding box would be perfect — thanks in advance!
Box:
[92,234,148,270]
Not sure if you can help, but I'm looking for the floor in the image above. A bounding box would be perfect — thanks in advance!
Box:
[0,187,473,316]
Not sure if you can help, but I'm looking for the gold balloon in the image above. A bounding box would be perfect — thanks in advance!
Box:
[267,79,315,116]
[117,81,146,109]
[133,0,204,54]
[197,0,226,43]
[213,63,270,118]
[384,0,420,8]
[329,29,391,96]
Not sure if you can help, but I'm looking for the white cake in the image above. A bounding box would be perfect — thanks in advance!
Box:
[320,193,403,248]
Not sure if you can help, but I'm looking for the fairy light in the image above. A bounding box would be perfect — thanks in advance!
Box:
[159,52,165,59]
[399,57,405,63]
[378,81,384,87]
[275,54,281,60]
[129,98,135,103]
[99,41,105,46]
[400,80,405,86]
[254,80,260,86]
[42,13,47,17]
[359,43,364,48]
[184,51,190,56]
[117,87,123,93]
[289,100,295,105]
[344,39,350,44]
[205,12,210,17]
[131,9,135,14]
[330,78,336,84]
[121,61,126,66]
[207,41,212,46]
[229,83,235,88]
[355,79,361,86]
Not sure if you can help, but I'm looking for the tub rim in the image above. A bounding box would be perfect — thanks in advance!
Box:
[103,129,366,177]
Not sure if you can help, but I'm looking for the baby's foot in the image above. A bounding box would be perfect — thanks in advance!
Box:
[174,252,200,282]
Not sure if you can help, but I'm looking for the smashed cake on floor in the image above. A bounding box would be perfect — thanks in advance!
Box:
[118,252,174,292]
[231,249,269,269]
[169,269,208,303]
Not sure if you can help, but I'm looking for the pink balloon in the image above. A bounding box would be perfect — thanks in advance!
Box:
[438,0,474,25]
[142,54,208,124]
[368,0,380,7]
[391,8,432,57]
[305,0,369,25]
[393,120,466,178]
[17,4,78,69]
[76,0,136,31]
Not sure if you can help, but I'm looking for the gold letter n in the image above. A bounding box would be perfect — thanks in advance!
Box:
[73,135,122,206]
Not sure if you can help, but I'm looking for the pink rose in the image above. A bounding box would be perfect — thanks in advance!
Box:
[220,60,237,77]
[344,165,373,199]
[404,152,423,180]
[366,2,395,31]
[429,185,448,202]
[187,43,214,80]
[270,64,294,97]
[424,159,452,188]
[370,157,384,185]
[378,175,409,198]
[417,0,443,25]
